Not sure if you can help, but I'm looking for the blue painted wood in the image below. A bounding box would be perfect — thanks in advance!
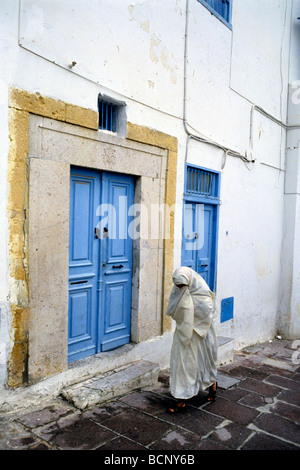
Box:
[182,202,216,290]
[68,167,101,362]
[182,164,220,292]
[221,297,234,322]
[198,204,219,290]
[197,0,232,27]
[182,202,197,270]
[99,171,134,352]
[68,167,134,362]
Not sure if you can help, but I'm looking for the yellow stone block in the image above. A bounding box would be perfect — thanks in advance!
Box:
[127,122,178,152]
[65,103,98,129]
[10,88,66,121]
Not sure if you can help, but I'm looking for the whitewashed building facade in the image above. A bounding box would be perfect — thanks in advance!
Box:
[0,0,299,393]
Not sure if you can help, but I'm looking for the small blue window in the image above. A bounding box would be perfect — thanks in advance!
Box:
[221,297,234,323]
[185,165,219,199]
[98,98,118,132]
[198,0,232,27]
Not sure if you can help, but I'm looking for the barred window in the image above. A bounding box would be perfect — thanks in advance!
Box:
[185,165,219,198]
[198,0,232,27]
[98,98,118,132]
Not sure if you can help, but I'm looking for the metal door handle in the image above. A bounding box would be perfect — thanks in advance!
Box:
[112,264,124,269]
[201,264,208,267]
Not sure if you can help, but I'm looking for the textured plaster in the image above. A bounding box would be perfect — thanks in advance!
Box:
[7,88,177,387]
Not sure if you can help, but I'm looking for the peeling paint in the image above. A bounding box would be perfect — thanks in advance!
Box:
[150,37,160,64]
[160,48,178,84]
[127,4,177,84]
[140,20,149,33]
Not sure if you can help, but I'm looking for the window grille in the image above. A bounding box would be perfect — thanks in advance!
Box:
[185,165,218,198]
[198,0,232,25]
[98,98,118,132]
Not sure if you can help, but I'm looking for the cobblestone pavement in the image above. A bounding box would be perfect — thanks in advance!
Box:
[0,338,299,452]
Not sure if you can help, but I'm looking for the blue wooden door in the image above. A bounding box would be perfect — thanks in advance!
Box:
[98,172,134,352]
[68,167,134,362]
[182,202,216,291]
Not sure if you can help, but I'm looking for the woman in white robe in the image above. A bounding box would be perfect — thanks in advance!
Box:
[166,266,218,410]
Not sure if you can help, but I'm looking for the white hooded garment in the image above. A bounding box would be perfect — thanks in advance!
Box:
[166,267,218,399]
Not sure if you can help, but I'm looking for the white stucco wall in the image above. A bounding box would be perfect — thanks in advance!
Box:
[279,0,300,340]
[0,0,299,388]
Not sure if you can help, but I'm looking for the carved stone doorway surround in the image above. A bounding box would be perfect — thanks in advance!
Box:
[7,89,177,387]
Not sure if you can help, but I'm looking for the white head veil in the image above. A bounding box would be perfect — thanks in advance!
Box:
[166,266,215,341]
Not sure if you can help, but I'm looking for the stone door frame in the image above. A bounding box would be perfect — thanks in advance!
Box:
[7,88,177,387]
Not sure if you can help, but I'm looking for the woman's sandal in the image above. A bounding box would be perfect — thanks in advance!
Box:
[207,382,218,402]
[167,400,186,413]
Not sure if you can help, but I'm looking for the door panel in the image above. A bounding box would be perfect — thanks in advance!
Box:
[197,205,213,285]
[182,203,197,269]
[71,181,92,262]
[99,172,134,352]
[68,168,100,362]
[69,287,92,338]
[182,202,216,291]
[68,167,134,361]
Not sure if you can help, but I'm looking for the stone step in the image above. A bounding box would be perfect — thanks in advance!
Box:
[217,336,234,365]
[61,360,160,410]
